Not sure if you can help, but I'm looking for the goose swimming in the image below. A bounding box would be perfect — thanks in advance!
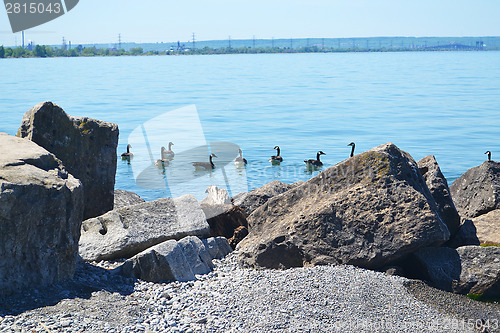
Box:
[235,148,248,166]
[164,142,175,159]
[269,146,283,164]
[121,144,133,160]
[485,150,492,161]
[193,153,217,170]
[304,151,326,167]
[155,147,170,168]
[348,142,356,158]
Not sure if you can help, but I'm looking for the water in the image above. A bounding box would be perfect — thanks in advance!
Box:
[1,52,499,201]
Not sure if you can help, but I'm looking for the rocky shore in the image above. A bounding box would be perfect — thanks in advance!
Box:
[1,102,499,332]
[1,252,498,333]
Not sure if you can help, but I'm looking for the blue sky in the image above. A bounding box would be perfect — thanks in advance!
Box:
[1,0,499,46]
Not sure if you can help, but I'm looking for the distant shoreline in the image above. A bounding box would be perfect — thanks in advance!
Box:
[2,36,500,59]
[0,44,497,59]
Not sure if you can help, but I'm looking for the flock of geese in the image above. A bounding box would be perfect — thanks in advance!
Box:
[122,143,494,171]
[121,142,358,171]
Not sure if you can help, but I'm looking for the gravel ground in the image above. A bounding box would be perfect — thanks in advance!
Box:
[0,252,498,333]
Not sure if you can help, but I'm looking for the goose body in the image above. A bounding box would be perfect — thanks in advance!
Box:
[304,151,326,167]
[193,153,217,170]
[269,146,283,163]
[121,144,133,160]
[485,150,492,161]
[155,147,170,168]
[348,142,356,158]
[164,142,175,159]
[235,148,248,166]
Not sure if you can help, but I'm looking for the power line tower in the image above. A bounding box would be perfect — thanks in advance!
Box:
[192,33,196,50]
[118,33,121,49]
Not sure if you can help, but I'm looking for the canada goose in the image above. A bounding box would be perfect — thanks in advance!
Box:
[485,150,492,161]
[155,147,170,168]
[164,142,175,159]
[269,146,283,163]
[121,144,133,160]
[235,148,248,166]
[193,153,217,170]
[304,151,326,167]
[348,142,355,158]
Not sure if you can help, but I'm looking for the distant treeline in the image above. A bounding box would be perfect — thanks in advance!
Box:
[0,43,497,59]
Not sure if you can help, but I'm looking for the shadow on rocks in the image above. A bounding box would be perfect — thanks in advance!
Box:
[0,261,135,316]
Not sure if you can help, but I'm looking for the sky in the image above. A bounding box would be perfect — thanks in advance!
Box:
[1,0,499,47]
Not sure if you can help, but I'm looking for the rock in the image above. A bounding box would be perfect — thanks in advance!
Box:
[113,189,145,209]
[201,185,231,205]
[201,238,220,259]
[471,210,500,245]
[177,236,213,274]
[202,204,248,239]
[201,237,233,259]
[449,161,500,218]
[454,245,500,298]
[417,155,461,235]
[409,247,462,291]
[0,133,83,296]
[238,143,450,270]
[79,194,210,261]
[409,246,500,298]
[214,237,233,258]
[228,226,249,249]
[445,219,480,248]
[120,236,232,283]
[17,101,119,219]
[120,239,195,282]
[232,180,296,215]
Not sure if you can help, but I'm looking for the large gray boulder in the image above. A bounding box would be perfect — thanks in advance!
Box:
[454,245,500,298]
[232,180,296,215]
[114,189,145,209]
[238,143,450,270]
[417,155,460,235]
[411,246,500,298]
[120,239,195,282]
[17,101,119,219]
[471,210,500,245]
[450,161,500,218]
[0,133,83,296]
[79,194,210,261]
[120,236,232,282]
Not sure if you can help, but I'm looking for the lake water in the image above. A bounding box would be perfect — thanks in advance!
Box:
[1,52,499,201]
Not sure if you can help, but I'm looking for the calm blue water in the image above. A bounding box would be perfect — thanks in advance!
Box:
[1,52,499,201]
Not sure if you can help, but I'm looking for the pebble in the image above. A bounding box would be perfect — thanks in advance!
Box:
[0,252,498,332]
